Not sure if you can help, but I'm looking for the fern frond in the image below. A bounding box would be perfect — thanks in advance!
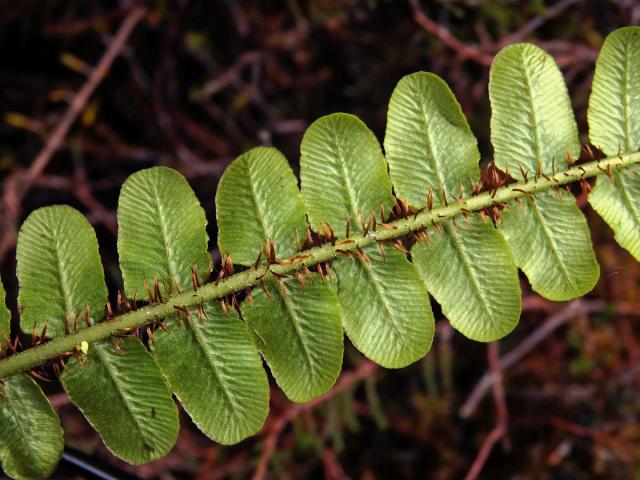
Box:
[0,27,639,478]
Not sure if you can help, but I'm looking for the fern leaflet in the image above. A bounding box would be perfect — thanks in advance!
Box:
[0,27,638,478]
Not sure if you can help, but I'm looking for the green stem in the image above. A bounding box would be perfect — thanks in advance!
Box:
[1,152,638,378]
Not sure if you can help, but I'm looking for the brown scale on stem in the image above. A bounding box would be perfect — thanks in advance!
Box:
[196,303,206,324]
[146,327,155,345]
[461,209,472,230]
[266,239,279,265]
[110,337,125,355]
[359,213,367,234]
[153,278,163,304]
[391,239,410,254]
[323,262,333,281]
[191,265,201,291]
[144,281,154,304]
[171,275,182,295]
[245,288,254,305]
[304,226,314,249]
[362,216,371,236]
[84,304,92,327]
[535,157,544,180]
[552,187,564,202]
[294,230,302,251]
[518,164,529,183]
[252,247,263,270]
[583,145,594,161]
[580,179,592,193]
[71,312,79,333]
[259,279,272,300]
[438,184,448,206]
[204,264,214,284]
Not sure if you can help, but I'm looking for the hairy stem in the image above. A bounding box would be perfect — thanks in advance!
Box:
[1,152,638,378]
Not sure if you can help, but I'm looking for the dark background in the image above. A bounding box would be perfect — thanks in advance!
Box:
[1,1,639,478]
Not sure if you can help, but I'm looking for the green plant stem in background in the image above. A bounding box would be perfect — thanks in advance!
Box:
[0,151,638,379]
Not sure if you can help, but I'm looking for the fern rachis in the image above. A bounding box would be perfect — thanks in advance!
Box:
[0,26,638,479]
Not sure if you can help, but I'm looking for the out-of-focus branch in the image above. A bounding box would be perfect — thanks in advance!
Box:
[408,0,493,65]
[0,7,146,263]
[460,300,607,418]
[463,342,510,480]
[252,361,378,480]
[409,0,595,68]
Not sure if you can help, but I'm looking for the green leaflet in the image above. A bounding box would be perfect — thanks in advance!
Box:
[333,245,434,368]
[219,146,344,401]
[61,337,179,464]
[300,113,394,236]
[384,71,521,341]
[118,167,211,295]
[17,206,107,337]
[500,190,600,301]
[589,171,640,260]
[588,27,640,260]
[150,304,269,444]
[490,43,599,300]
[242,276,343,403]
[216,147,307,265]
[412,216,521,341]
[0,280,63,480]
[118,166,269,444]
[489,43,580,175]
[0,374,63,479]
[299,112,432,367]
[17,205,179,466]
[384,72,479,205]
[588,27,640,156]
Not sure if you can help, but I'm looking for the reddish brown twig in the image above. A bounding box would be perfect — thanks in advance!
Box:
[408,0,595,69]
[460,299,607,418]
[497,0,581,46]
[408,0,493,65]
[463,342,511,480]
[488,342,510,448]
[0,7,146,262]
[252,361,378,480]
[463,424,507,480]
[26,8,146,187]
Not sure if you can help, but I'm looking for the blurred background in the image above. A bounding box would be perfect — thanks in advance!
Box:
[1,1,639,478]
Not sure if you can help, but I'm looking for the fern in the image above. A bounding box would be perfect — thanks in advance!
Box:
[0,27,639,478]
